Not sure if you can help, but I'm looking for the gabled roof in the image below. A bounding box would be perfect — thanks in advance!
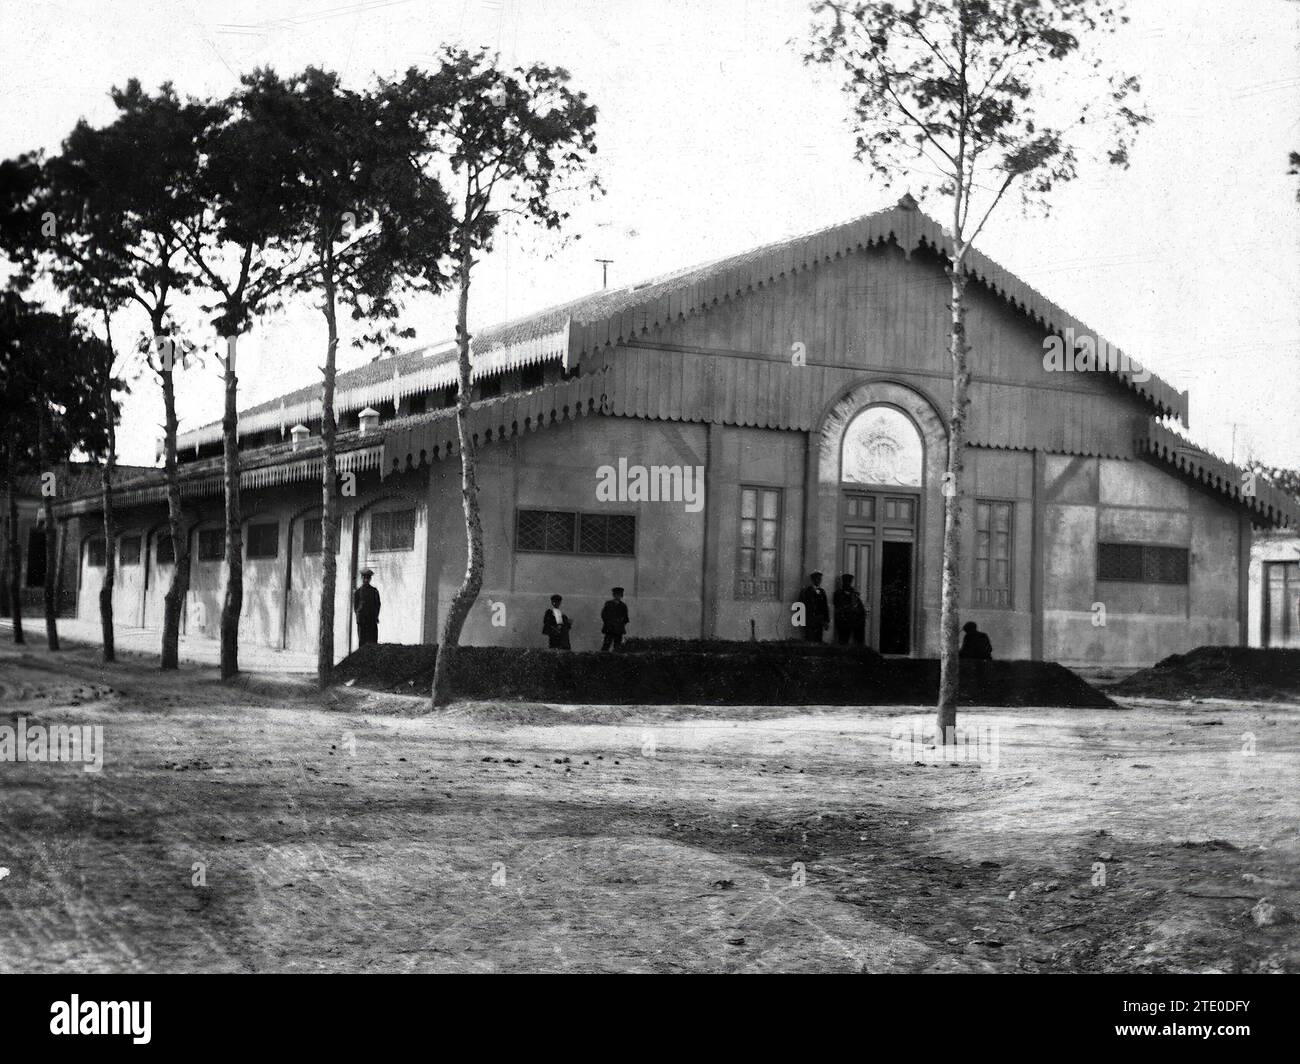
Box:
[175,199,1189,449]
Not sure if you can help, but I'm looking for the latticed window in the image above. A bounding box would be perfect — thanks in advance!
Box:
[517,510,576,553]
[737,486,781,600]
[119,535,142,566]
[1098,543,1189,585]
[370,509,416,552]
[302,517,341,556]
[197,529,225,562]
[578,513,636,556]
[246,522,280,559]
[973,500,1013,608]
[516,509,635,556]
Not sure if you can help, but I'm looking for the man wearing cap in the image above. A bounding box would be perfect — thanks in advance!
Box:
[797,570,830,642]
[354,568,381,647]
[600,586,630,652]
[542,593,573,649]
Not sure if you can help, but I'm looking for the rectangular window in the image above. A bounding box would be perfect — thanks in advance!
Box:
[370,509,416,552]
[197,528,225,562]
[973,500,1013,608]
[736,486,782,600]
[119,535,142,566]
[87,537,106,567]
[156,533,175,564]
[246,522,280,560]
[1098,543,1189,585]
[516,509,636,556]
[578,513,637,556]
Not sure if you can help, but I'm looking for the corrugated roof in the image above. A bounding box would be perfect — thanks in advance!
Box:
[1138,421,1300,529]
[175,200,1189,449]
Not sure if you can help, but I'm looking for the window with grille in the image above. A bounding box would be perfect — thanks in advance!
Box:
[302,517,341,556]
[973,500,1013,608]
[516,509,635,556]
[119,535,142,566]
[579,513,636,556]
[87,538,106,567]
[197,528,225,562]
[736,486,781,600]
[1098,543,1189,584]
[370,509,416,552]
[246,522,280,559]
[156,534,175,564]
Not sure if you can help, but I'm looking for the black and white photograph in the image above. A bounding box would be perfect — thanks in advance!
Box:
[0,0,1297,1039]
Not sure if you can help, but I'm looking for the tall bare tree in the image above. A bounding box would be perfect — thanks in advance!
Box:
[387,48,601,708]
[807,0,1149,739]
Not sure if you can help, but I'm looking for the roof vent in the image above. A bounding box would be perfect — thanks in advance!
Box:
[358,407,380,436]
[289,424,309,452]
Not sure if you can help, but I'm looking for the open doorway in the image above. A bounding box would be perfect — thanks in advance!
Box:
[879,540,912,654]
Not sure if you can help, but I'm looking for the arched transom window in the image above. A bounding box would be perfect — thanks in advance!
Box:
[841,405,924,487]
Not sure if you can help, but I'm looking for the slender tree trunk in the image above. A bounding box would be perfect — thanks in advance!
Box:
[431,245,483,709]
[219,336,243,680]
[5,434,23,645]
[36,407,59,650]
[159,333,189,670]
[99,344,117,663]
[317,263,340,688]
[936,243,971,744]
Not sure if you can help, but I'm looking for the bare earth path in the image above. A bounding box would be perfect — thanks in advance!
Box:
[0,637,1296,973]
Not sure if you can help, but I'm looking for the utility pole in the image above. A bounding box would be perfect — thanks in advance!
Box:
[596,258,613,290]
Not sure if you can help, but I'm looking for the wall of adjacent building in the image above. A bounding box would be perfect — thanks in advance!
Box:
[70,467,428,663]
[1040,455,1244,666]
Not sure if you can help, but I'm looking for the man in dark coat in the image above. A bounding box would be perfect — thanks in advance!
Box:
[959,621,993,660]
[542,593,572,650]
[354,568,381,647]
[797,571,830,642]
[600,587,630,652]
[833,573,867,645]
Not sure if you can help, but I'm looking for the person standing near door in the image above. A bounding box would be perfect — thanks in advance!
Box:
[354,568,381,647]
[798,571,830,642]
[833,572,866,645]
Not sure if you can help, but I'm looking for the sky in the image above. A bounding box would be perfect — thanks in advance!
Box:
[2,0,1298,468]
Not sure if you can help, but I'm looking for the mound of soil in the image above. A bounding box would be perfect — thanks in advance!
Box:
[1112,646,1300,702]
[332,642,1114,708]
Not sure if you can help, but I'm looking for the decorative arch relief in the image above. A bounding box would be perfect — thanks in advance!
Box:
[841,405,924,487]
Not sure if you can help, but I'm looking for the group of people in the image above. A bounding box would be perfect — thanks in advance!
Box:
[356,566,991,658]
[543,587,629,651]
[795,569,993,658]
[796,570,867,645]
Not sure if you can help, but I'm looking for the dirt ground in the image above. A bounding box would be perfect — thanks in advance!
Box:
[1,638,1296,973]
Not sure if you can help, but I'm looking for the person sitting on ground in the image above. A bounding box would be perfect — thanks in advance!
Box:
[542,594,573,650]
[600,586,629,652]
[958,620,993,660]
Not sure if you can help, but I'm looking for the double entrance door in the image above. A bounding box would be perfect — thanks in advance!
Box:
[839,489,918,654]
